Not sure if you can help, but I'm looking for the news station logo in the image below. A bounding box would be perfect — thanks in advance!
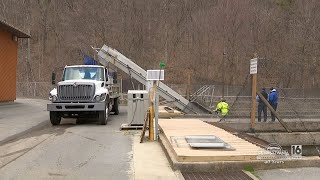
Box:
[257,143,302,164]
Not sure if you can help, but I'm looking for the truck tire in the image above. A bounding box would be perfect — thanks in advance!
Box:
[76,118,83,124]
[98,110,106,125]
[50,111,61,125]
[113,98,119,115]
[98,103,109,125]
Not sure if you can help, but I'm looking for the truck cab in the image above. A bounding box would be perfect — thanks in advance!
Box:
[47,65,119,125]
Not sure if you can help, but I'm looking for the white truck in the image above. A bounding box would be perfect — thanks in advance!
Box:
[47,65,120,125]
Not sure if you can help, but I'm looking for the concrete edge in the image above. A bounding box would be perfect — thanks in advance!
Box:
[158,133,320,172]
[174,170,185,180]
[207,121,320,133]
[159,133,179,170]
[242,170,260,180]
[0,101,15,106]
[159,134,185,179]
[0,121,50,146]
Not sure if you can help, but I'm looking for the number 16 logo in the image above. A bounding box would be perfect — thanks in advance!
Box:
[291,145,302,156]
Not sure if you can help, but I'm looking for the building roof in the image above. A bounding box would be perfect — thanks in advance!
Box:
[0,19,30,38]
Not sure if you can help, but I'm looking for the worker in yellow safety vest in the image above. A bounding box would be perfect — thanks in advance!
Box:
[215,98,229,118]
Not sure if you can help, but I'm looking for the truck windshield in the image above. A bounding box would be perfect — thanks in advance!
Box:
[63,67,104,81]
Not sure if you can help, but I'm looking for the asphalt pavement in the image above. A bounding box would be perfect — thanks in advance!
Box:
[0,99,49,144]
[256,167,320,180]
[0,99,179,180]
[1,99,320,180]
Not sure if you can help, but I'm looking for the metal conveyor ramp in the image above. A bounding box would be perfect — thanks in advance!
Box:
[96,44,210,114]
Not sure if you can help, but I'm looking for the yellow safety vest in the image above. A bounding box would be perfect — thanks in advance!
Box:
[215,102,229,116]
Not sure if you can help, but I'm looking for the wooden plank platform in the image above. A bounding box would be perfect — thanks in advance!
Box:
[158,106,183,118]
[159,119,266,162]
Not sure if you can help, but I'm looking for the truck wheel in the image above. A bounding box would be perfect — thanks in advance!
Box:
[98,110,106,125]
[98,105,108,125]
[50,111,61,125]
[76,118,83,124]
[113,98,119,115]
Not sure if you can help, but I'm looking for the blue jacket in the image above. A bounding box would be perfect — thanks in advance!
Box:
[256,90,268,105]
[269,90,278,105]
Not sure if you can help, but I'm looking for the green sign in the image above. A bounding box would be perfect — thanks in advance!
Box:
[159,62,166,68]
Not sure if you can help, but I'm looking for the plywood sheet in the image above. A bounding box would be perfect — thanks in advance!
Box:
[159,119,266,162]
[158,106,183,118]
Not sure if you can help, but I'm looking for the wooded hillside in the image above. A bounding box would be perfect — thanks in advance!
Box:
[1,0,320,97]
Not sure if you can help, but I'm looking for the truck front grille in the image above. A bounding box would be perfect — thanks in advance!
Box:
[58,84,94,102]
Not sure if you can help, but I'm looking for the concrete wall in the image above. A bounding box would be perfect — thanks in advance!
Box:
[216,122,320,146]
[218,122,320,132]
[251,132,320,146]
[0,30,17,102]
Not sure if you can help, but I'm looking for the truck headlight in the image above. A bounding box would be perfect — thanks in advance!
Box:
[95,95,101,102]
[95,93,106,102]
[49,94,58,102]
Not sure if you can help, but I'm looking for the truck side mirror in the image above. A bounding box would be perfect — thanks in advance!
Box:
[105,69,108,81]
[113,72,117,84]
[51,72,56,85]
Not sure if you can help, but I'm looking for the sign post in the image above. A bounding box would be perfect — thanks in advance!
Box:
[250,57,258,132]
[146,62,166,141]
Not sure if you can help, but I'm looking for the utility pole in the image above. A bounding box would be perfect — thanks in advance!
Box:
[250,54,258,132]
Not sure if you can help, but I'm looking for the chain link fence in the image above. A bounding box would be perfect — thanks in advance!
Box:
[167,83,320,119]
[16,81,320,119]
[17,82,53,99]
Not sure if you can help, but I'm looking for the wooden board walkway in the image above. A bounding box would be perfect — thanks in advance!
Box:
[159,119,266,162]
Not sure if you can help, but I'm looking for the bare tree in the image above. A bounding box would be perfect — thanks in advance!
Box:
[2,0,320,98]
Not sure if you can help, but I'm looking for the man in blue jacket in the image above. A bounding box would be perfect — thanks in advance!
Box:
[268,87,279,122]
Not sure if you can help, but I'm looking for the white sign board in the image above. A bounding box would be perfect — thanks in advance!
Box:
[146,70,164,80]
[250,58,258,74]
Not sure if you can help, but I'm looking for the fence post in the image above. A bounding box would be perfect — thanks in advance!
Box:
[33,82,36,97]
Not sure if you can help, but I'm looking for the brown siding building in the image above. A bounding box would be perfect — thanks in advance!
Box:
[0,20,30,102]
